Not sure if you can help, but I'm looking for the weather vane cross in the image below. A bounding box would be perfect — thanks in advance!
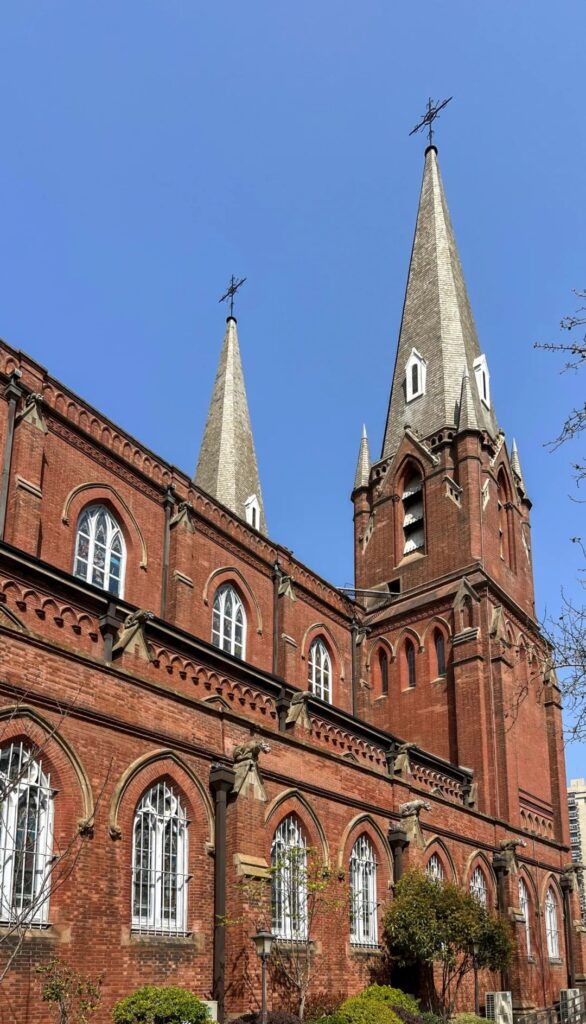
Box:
[409,96,453,147]
[219,274,247,318]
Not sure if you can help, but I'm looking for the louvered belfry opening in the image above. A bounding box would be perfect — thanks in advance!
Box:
[402,468,424,555]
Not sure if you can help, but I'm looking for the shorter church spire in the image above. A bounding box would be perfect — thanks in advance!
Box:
[511,438,527,496]
[194,316,267,534]
[353,424,371,491]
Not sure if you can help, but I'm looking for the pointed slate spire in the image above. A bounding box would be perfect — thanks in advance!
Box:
[457,371,478,433]
[511,438,527,495]
[194,317,267,534]
[353,424,371,490]
[382,146,498,460]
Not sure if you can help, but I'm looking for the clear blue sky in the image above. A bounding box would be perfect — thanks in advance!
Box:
[0,2,584,777]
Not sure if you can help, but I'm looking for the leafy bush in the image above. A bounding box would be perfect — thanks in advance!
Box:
[420,1012,446,1024]
[359,986,420,1016]
[392,1008,426,1024]
[336,995,403,1024]
[304,990,345,1021]
[451,1015,485,1024]
[231,1014,300,1024]
[111,986,210,1024]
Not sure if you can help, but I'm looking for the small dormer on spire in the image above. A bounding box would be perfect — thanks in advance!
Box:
[353,424,371,491]
[194,315,267,534]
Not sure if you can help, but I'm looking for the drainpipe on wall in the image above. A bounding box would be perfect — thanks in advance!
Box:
[492,851,510,992]
[388,825,409,884]
[561,872,576,989]
[209,763,236,1024]
[351,617,359,717]
[271,561,283,676]
[0,371,23,541]
[160,485,175,619]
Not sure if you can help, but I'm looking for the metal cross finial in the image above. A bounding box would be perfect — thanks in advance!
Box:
[219,275,247,318]
[409,96,453,147]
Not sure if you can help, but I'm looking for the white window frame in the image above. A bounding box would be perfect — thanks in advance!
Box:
[350,834,378,946]
[473,354,490,409]
[0,742,53,925]
[470,866,488,906]
[131,781,188,935]
[519,877,531,957]
[405,348,427,403]
[73,504,126,597]
[426,853,444,882]
[271,815,308,941]
[545,886,560,960]
[308,639,332,703]
[244,494,260,531]
[212,584,247,659]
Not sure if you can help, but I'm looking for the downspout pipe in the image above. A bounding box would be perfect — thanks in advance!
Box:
[0,371,23,541]
[272,561,283,676]
[492,852,510,992]
[210,763,236,1024]
[160,485,175,619]
[388,826,409,884]
[351,617,359,717]
[561,872,576,989]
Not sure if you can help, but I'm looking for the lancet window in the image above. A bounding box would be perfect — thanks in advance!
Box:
[469,867,488,906]
[518,877,531,956]
[402,470,424,555]
[212,584,246,659]
[545,887,560,960]
[73,505,125,597]
[131,781,188,934]
[0,742,53,924]
[271,815,308,941]
[308,639,332,703]
[349,835,378,946]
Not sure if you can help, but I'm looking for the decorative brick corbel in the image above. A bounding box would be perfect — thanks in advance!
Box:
[498,837,527,874]
[16,392,47,434]
[393,742,414,777]
[285,691,312,733]
[111,609,154,662]
[99,601,121,663]
[232,739,271,801]
[398,799,431,849]
[170,500,196,533]
[462,778,478,809]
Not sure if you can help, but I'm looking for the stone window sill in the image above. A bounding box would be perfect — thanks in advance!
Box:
[548,957,563,965]
[129,929,195,946]
[349,944,384,958]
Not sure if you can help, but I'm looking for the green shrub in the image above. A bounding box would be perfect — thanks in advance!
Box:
[336,995,403,1024]
[359,987,420,1016]
[450,1015,485,1024]
[111,986,210,1024]
[420,1013,445,1024]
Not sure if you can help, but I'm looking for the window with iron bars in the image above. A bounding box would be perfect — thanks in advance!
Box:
[349,834,378,946]
[271,815,308,941]
[469,866,488,907]
[131,782,188,934]
[0,742,53,925]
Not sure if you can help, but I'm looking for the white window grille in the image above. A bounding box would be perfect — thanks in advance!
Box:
[426,853,444,882]
[350,835,378,946]
[308,639,332,702]
[271,815,308,941]
[73,505,125,597]
[402,472,424,554]
[0,742,53,925]
[545,886,560,960]
[518,878,531,957]
[473,355,490,408]
[212,584,246,659]
[131,782,188,934]
[405,349,427,402]
[470,867,488,906]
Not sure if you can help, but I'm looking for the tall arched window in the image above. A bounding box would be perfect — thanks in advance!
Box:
[402,470,424,555]
[434,631,446,677]
[0,742,53,924]
[518,878,531,957]
[545,886,560,960]
[426,853,444,882]
[308,639,332,702]
[470,867,488,907]
[378,649,389,696]
[349,834,378,946]
[74,505,125,596]
[404,640,416,689]
[497,470,511,567]
[212,584,246,659]
[132,781,188,934]
[271,815,308,940]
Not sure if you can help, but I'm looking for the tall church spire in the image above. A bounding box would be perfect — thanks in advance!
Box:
[353,424,371,491]
[194,316,267,534]
[381,146,497,460]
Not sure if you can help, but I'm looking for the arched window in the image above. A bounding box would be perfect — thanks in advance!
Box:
[545,886,560,960]
[73,505,125,596]
[406,349,426,402]
[518,878,531,957]
[497,470,511,567]
[271,815,308,940]
[402,470,424,555]
[212,584,246,659]
[470,867,488,907]
[308,639,332,702]
[0,742,53,924]
[378,649,389,696]
[132,781,188,934]
[434,631,446,677]
[350,835,378,946]
[426,853,444,882]
[404,640,416,689]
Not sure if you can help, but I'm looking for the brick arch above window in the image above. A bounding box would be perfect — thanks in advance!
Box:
[300,623,344,688]
[424,837,457,881]
[61,482,148,569]
[464,851,496,900]
[365,636,395,669]
[337,813,393,881]
[264,788,330,866]
[421,616,452,647]
[108,748,215,846]
[202,566,263,636]
[0,704,94,827]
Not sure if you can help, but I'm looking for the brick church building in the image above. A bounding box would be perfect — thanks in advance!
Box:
[0,144,583,1023]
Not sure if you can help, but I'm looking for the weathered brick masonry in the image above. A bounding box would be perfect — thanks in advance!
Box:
[0,143,583,1023]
